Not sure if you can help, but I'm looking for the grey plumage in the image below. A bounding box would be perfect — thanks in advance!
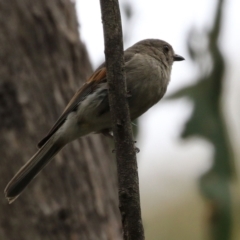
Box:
[4,39,184,203]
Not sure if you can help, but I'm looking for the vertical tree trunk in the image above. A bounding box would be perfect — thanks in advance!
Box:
[0,0,122,239]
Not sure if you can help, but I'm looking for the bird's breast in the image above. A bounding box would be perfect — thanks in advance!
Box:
[126,54,170,119]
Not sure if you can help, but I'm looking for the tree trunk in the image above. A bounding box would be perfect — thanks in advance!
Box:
[0,0,122,239]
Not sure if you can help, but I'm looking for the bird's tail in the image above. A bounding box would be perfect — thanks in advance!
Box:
[4,137,64,204]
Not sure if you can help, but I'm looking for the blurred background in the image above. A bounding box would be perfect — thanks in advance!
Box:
[76,0,240,239]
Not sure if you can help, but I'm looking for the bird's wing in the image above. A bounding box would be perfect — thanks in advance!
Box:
[37,67,107,148]
[37,50,136,148]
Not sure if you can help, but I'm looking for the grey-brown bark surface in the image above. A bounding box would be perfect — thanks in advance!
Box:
[0,0,121,239]
[100,0,144,239]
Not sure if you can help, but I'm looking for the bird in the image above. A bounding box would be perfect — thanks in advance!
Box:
[4,39,184,203]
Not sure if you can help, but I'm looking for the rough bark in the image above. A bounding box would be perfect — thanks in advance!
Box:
[100,0,145,239]
[0,0,122,239]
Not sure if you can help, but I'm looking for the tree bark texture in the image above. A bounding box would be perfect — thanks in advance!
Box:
[0,0,122,239]
[100,0,145,239]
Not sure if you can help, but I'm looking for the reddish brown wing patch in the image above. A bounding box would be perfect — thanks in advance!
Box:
[87,67,107,83]
[62,68,107,113]
[37,68,107,148]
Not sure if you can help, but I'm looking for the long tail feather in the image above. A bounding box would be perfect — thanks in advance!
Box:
[4,138,63,204]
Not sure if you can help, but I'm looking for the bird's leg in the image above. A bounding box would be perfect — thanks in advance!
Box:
[101,125,139,153]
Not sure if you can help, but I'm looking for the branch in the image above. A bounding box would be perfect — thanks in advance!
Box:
[99,0,145,239]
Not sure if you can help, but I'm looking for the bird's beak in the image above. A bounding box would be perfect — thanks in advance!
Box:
[173,54,185,61]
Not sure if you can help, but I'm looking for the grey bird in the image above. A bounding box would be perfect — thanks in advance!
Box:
[4,39,184,203]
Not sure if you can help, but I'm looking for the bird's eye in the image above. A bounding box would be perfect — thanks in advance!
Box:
[163,45,170,53]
